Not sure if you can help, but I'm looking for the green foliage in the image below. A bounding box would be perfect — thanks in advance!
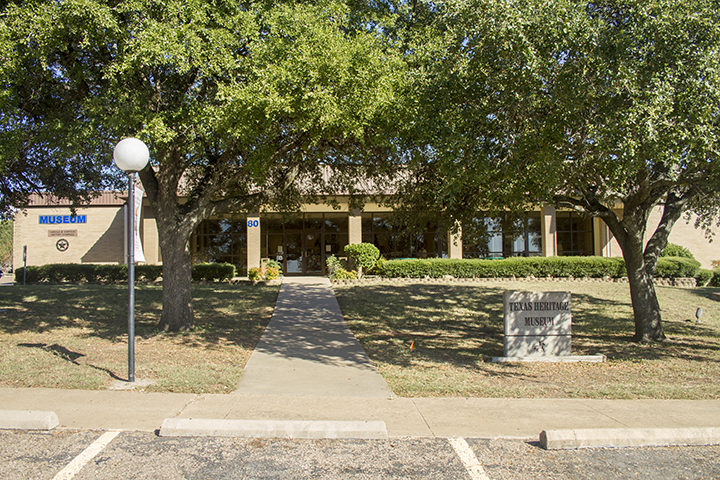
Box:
[394,0,720,342]
[381,257,628,279]
[15,263,233,283]
[0,221,11,270]
[0,0,405,330]
[344,243,380,278]
[264,267,279,281]
[660,244,695,259]
[654,257,701,279]
[374,256,387,276]
[249,265,280,282]
[696,269,714,287]
[334,268,357,280]
[264,259,283,276]
[15,264,126,283]
[326,254,342,279]
[191,263,236,281]
[248,267,263,282]
[378,256,705,281]
[710,270,720,288]
[136,265,163,281]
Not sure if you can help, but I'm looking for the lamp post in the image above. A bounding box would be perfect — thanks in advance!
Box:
[113,138,149,383]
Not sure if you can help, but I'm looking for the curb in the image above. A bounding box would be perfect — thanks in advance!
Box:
[540,427,720,450]
[159,419,389,440]
[0,410,59,431]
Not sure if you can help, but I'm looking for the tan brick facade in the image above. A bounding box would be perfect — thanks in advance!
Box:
[14,205,126,267]
[11,194,718,273]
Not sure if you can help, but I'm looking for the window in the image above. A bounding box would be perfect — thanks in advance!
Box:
[462,213,542,258]
[362,213,448,259]
[191,217,248,275]
[556,212,594,256]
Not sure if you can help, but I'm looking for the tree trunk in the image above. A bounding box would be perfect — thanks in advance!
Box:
[623,244,665,342]
[158,227,194,332]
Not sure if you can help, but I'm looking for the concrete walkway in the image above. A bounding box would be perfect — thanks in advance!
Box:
[2,387,720,440]
[235,277,394,397]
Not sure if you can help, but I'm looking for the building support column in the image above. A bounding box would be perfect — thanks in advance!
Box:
[247,213,261,272]
[449,222,463,259]
[542,205,557,257]
[595,217,612,257]
[349,209,362,246]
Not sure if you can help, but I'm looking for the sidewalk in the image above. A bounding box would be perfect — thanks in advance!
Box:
[2,387,719,439]
[1,276,720,442]
[235,277,394,397]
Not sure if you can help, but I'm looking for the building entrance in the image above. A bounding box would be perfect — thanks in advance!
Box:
[283,231,323,275]
[262,213,349,276]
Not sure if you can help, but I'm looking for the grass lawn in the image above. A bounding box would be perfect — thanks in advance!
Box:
[334,280,720,399]
[0,283,279,393]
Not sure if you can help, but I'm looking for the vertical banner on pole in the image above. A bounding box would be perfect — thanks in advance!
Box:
[134,186,145,263]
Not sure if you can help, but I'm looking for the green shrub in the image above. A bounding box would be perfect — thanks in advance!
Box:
[380,256,627,279]
[373,256,387,276]
[710,269,720,287]
[191,262,236,281]
[15,264,128,283]
[326,255,342,279]
[660,243,695,259]
[16,262,238,283]
[248,267,263,282]
[654,257,701,279]
[136,265,163,281]
[344,243,380,278]
[264,259,283,276]
[264,266,279,281]
[696,269,714,287]
[334,268,357,280]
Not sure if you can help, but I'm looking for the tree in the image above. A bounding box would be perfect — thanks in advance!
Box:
[1,0,404,331]
[0,1,122,218]
[0,220,11,271]
[394,0,720,342]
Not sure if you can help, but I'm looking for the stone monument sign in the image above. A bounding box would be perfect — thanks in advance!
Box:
[503,291,572,358]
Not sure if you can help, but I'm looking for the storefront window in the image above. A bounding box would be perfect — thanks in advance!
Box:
[556,212,594,256]
[463,212,542,258]
[191,217,248,275]
[361,213,448,259]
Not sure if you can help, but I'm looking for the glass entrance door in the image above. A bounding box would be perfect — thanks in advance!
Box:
[285,233,303,274]
[262,214,348,276]
[305,232,323,274]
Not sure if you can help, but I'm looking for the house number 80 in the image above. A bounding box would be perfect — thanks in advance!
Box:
[247,220,259,228]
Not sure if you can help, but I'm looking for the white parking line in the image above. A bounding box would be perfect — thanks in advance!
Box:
[53,431,121,480]
[448,437,491,480]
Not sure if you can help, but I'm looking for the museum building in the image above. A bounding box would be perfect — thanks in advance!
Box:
[12,191,716,276]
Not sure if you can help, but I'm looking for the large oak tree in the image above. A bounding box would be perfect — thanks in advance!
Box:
[394,0,720,342]
[1,0,404,331]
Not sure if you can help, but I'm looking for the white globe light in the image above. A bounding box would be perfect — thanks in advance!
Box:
[113,138,150,173]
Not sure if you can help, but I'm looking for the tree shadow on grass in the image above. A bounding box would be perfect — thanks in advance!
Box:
[17,342,126,381]
[336,283,720,368]
[0,284,279,351]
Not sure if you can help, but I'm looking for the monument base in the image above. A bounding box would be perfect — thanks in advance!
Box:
[503,334,571,357]
[491,355,607,363]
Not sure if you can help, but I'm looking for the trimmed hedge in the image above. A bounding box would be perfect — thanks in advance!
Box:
[15,262,234,284]
[660,243,695,259]
[696,269,714,287]
[381,256,702,280]
[191,262,236,281]
[710,270,720,288]
[654,257,701,278]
